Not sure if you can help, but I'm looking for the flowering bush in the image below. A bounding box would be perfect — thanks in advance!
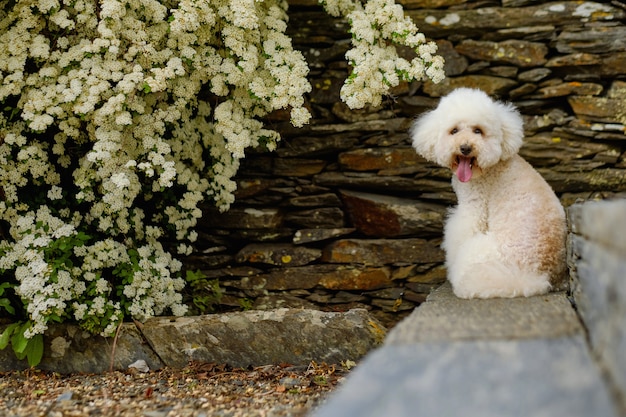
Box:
[0,0,444,361]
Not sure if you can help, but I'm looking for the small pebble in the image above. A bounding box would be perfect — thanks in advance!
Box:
[56,391,74,402]
[279,377,305,388]
[128,359,150,373]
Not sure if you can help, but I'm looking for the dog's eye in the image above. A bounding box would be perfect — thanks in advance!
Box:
[450,127,459,135]
[473,127,483,135]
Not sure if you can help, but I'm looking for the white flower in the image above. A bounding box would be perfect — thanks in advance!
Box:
[52,224,75,239]
[171,303,188,317]
[37,0,60,14]
[73,302,88,320]
[47,185,63,200]
[95,278,110,294]
[177,243,193,255]
[29,35,51,59]
[115,111,132,125]
[290,107,311,128]
[50,9,75,29]
[110,172,130,189]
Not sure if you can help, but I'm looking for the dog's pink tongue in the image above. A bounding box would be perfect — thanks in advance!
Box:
[456,156,473,182]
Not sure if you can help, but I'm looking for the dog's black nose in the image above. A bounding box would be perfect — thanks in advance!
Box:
[460,144,472,155]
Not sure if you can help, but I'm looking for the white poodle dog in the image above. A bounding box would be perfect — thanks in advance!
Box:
[410,88,567,299]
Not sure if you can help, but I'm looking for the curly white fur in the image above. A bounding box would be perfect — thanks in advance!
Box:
[410,88,567,299]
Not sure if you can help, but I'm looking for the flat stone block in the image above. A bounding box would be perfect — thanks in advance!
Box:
[141,308,386,368]
[232,264,393,291]
[386,282,582,344]
[0,323,163,374]
[322,238,444,266]
[313,337,619,417]
[340,189,445,237]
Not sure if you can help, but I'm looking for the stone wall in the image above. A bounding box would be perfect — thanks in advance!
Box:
[185,0,626,326]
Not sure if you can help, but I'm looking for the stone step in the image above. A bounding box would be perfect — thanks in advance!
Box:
[312,283,620,417]
[385,282,581,343]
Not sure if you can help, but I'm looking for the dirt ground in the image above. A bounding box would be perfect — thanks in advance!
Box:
[0,361,352,417]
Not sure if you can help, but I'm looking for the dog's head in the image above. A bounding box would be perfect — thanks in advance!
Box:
[410,88,523,183]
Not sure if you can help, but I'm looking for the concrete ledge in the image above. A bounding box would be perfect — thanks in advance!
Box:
[313,283,620,417]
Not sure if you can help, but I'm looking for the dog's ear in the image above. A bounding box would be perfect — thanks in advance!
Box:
[410,110,441,163]
[497,101,524,159]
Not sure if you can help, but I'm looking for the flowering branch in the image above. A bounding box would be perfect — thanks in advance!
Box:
[321,0,445,108]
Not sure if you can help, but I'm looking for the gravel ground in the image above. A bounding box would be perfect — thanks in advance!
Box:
[0,361,351,417]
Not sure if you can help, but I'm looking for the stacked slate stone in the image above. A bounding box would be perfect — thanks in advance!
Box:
[187,0,626,326]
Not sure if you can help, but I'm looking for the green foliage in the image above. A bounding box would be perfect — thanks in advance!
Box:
[238,298,254,311]
[0,282,16,316]
[0,321,44,367]
[185,270,223,314]
[42,233,92,299]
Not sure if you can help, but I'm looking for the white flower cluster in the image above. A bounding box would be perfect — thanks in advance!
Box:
[0,205,188,337]
[0,0,315,336]
[120,243,187,321]
[321,0,445,108]
[0,208,123,337]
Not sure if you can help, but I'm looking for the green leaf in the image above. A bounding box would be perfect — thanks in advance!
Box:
[76,232,90,242]
[25,334,44,367]
[47,313,62,323]
[0,323,20,350]
[11,323,30,354]
[0,299,15,315]
[0,282,12,295]
[14,348,27,360]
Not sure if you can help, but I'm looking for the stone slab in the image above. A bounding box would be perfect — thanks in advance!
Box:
[322,238,444,266]
[0,323,163,374]
[1,308,387,374]
[140,308,386,368]
[312,337,619,417]
[339,189,445,237]
[385,282,582,344]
